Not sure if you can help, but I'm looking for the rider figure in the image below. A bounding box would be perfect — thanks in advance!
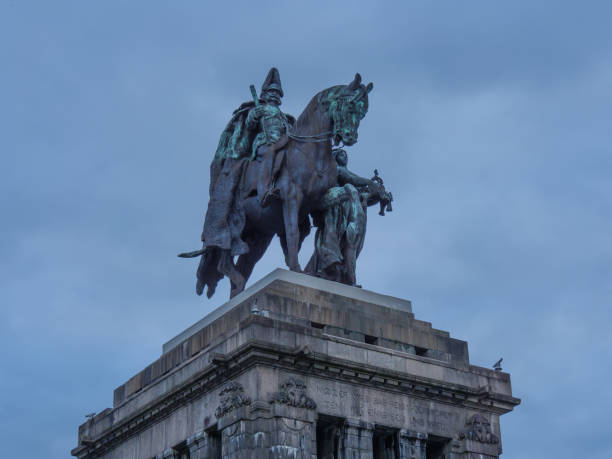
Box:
[246,68,292,207]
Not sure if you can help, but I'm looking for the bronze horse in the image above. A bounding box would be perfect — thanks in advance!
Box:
[184,74,373,298]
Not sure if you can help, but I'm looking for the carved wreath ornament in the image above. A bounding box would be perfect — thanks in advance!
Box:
[459,414,499,444]
[215,381,252,418]
[269,377,317,409]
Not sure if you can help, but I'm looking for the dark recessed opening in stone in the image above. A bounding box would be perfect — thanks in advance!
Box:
[311,321,325,329]
[426,434,450,459]
[415,346,428,357]
[205,426,222,459]
[316,415,344,459]
[365,334,378,345]
[172,440,189,459]
[373,427,398,458]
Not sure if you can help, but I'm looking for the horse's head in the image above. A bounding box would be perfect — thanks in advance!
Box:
[329,73,373,146]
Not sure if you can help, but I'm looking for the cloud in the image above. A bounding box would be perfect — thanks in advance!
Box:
[1,1,611,457]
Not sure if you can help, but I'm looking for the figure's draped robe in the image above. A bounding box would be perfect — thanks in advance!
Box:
[305,184,367,283]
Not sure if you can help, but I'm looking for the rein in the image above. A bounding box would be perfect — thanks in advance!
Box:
[288,131,333,143]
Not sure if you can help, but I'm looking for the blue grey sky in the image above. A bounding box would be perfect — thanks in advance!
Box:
[1,1,611,457]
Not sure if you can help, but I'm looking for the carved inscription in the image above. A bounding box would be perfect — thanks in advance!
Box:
[314,383,404,424]
[409,399,458,435]
[312,381,461,435]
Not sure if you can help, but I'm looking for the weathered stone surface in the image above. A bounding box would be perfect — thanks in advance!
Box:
[398,430,427,459]
[342,419,374,458]
[72,270,519,459]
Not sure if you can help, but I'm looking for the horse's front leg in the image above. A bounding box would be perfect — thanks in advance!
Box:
[282,184,303,272]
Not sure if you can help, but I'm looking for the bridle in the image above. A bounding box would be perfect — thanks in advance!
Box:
[287,90,363,144]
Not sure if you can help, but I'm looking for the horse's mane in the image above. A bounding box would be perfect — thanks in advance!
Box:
[293,85,344,134]
[292,83,369,134]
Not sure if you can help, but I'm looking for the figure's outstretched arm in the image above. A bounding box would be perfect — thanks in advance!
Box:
[338,166,380,191]
[337,166,393,212]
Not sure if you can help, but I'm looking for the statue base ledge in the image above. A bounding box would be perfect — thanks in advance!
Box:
[163,268,412,353]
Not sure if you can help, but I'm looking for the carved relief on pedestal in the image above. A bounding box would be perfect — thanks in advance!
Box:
[269,377,317,409]
[459,414,499,444]
[214,381,251,418]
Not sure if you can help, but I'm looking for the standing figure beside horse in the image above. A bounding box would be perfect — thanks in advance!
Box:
[180,68,375,299]
[305,148,393,287]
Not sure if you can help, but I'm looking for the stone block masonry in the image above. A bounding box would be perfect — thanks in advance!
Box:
[72,270,519,459]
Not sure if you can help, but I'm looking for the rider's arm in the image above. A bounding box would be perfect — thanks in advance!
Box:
[246,106,265,130]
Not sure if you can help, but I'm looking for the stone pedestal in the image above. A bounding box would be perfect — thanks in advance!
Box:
[72,269,520,458]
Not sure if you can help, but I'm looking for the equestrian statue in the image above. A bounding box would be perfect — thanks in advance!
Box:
[179,68,392,299]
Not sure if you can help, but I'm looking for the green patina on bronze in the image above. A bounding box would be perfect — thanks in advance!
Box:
[214,79,372,163]
[180,70,390,299]
[213,68,293,163]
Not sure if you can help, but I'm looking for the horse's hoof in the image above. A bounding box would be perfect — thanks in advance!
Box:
[229,288,242,299]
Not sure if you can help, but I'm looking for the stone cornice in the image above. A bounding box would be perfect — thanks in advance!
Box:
[72,330,520,458]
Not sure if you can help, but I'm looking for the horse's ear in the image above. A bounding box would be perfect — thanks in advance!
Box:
[366,82,373,93]
[348,73,361,90]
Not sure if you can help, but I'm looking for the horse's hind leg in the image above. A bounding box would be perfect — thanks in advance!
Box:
[281,184,303,272]
[236,232,274,286]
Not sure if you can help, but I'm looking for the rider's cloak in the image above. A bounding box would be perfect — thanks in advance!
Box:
[197,101,294,297]
[201,101,255,255]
